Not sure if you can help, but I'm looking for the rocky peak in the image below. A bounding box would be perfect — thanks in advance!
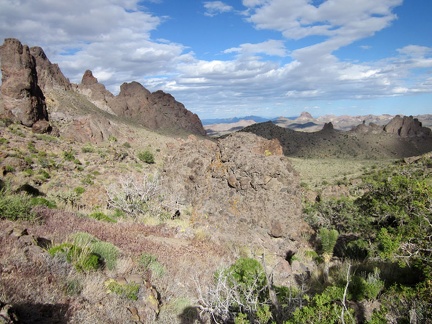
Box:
[384,115,431,137]
[109,82,206,136]
[298,111,313,120]
[29,46,71,91]
[81,69,98,86]
[322,122,334,131]
[0,38,47,126]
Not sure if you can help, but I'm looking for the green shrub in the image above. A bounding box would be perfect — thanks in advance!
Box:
[4,165,15,173]
[288,286,354,323]
[72,232,119,270]
[318,228,339,256]
[91,241,119,270]
[88,211,116,223]
[38,169,50,179]
[27,141,37,153]
[74,186,85,195]
[65,278,83,296]
[137,150,155,164]
[49,233,119,272]
[63,149,76,161]
[139,253,165,277]
[0,189,35,221]
[108,135,118,142]
[81,144,95,153]
[105,279,140,300]
[30,197,57,208]
[349,268,384,301]
[48,242,101,272]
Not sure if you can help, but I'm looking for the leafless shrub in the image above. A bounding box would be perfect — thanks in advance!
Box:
[194,269,270,323]
[105,173,163,219]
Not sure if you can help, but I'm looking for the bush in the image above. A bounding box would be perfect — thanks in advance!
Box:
[138,150,155,164]
[92,241,119,270]
[288,286,354,323]
[63,149,76,161]
[197,257,270,323]
[49,233,119,271]
[0,189,35,221]
[105,279,140,300]
[88,211,116,223]
[139,253,165,278]
[319,228,339,256]
[106,173,161,218]
[48,242,101,272]
[349,268,384,301]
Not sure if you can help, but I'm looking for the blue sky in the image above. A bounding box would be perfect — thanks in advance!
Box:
[0,0,431,119]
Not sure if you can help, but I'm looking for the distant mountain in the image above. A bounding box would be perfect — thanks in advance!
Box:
[201,115,270,125]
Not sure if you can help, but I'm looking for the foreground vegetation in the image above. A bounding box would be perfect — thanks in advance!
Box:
[196,155,432,323]
[1,121,431,323]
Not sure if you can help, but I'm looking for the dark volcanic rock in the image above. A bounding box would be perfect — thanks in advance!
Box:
[109,82,206,136]
[384,115,431,137]
[163,132,308,244]
[0,38,47,126]
[30,46,71,91]
[76,70,115,114]
[81,69,98,86]
[78,71,206,136]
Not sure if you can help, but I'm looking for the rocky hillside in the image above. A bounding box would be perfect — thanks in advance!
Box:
[0,39,315,323]
[0,38,206,138]
[241,117,432,159]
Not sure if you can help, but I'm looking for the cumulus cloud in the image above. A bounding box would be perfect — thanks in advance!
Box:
[203,1,234,17]
[0,0,430,118]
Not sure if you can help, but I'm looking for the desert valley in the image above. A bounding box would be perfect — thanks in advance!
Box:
[0,38,431,323]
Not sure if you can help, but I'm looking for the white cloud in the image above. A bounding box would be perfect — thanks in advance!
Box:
[224,39,287,57]
[203,1,233,17]
[0,0,431,118]
[244,0,403,51]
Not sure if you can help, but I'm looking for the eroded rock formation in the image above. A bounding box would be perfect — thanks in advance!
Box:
[0,38,47,126]
[86,79,207,136]
[163,132,312,285]
[384,115,431,137]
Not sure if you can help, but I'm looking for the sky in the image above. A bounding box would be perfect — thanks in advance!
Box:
[0,0,431,119]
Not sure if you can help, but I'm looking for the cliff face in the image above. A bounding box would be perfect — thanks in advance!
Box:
[79,77,207,136]
[0,38,206,137]
[0,38,48,126]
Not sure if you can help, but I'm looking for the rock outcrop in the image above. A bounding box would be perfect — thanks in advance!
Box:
[77,70,206,136]
[163,132,311,285]
[29,46,71,92]
[0,38,48,126]
[1,38,206,137]
[384,115,431,137]
[76,70,115,114]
